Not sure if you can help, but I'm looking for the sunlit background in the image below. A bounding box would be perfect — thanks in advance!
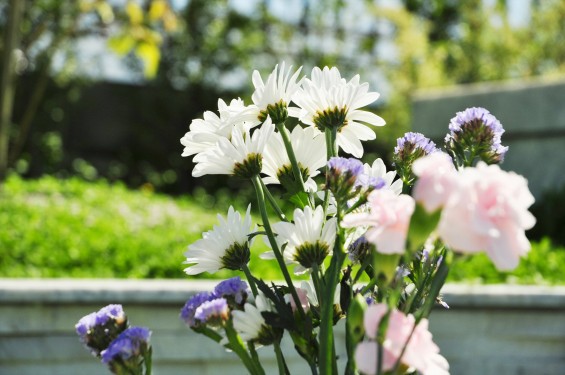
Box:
[1,0,564,281]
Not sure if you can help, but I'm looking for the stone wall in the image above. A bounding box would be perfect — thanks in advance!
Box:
[1,279,564,375]
[411,76,565,199]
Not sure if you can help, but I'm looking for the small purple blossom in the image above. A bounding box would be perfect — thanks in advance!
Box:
[75,304,125,339]
[394,132,438,158]
[327,156,364,177]
[214,277,249,305]
[75,304,127,356]
[448,107,503,135]
[348,236,371,263]
[355,175,386,190]
[327,157,366,203]
[180,291,216,327]
[395,265,411,279]
[101,326,151,364]
[194,298,230,326]
[445,107,508,164]
[393,132,439,186]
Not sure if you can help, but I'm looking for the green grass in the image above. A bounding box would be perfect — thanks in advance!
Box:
[448,237,565,285]
[1,175,563,284]
[0,174,281,280]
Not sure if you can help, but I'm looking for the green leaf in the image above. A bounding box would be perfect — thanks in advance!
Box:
[108,34,136,55]
[136,42,161,78]
[287,191,309,209]
[407,203,441,252]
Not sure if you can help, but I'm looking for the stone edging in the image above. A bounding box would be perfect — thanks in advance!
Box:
[0,279,564,309]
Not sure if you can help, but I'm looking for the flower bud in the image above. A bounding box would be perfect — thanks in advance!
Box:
[445,107,508,166]
[393,132,438,186]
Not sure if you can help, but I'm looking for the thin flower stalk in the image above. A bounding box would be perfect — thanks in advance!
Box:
[275,122,308,195]
[251,174,306,319]
[225,321,265,375]
[260,178,287,221]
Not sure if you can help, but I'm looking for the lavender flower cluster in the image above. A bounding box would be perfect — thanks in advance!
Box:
[180,277,249,328]
[393,107,509,186]
[75,305,152,375]
[445,107,509,165]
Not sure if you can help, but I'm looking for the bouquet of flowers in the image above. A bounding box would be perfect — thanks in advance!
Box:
[76,63,535,375]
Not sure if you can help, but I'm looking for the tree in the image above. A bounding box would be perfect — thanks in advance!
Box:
[0,0,181,182]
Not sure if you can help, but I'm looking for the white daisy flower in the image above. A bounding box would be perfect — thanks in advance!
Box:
[235,62,304,125]
[363,158,403,195]
[192,117,275,178]
[266,205,337,274]
[292,66,386,158]
[300,280,341,307]
[180,98,251,158]
[263,125,326,192]
[232,292,277,345]
[183,205,255,275]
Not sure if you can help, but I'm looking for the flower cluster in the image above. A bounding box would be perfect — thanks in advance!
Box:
[77,63,536,375]
[174,64,533,375]
[180,277,250,329]
[75,305,151,375]
[445,107,509,166]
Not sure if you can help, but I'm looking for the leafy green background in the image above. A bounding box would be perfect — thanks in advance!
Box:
[1,174,562,284]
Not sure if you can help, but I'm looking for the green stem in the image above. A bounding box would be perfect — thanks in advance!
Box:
[318,229,345,374]
[309,362,319,375]
[273,339,290,375]
[249,342,266,375]
[251,175,306,319]
[311,263,324,307]
[360,276,378,295]
[276,122,307,193]
[376,342,383,375]
[416,249,451,322]
[225,323,264,375]
[324,128,338,158]
[260,178,288,221]
[352,259,370,284]
[243,264,259,297]
[144,346,152,375]
[193,326,223,343]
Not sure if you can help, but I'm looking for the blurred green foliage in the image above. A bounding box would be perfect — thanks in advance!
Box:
[4,0,565,183]
[448,238,565,285]
[0,174,280,279]
[0,175,563,284]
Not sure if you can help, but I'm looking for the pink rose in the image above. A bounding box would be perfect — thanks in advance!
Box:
[412,152,457,212]
[438,162,536,270]
[355,303,449,375]
[342,190,415,254]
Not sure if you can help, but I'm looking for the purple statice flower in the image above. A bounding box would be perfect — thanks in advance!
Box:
[394,132,438,159]
[101,326,151,365]
[365,295,376,306]
[327,156,364,176]
[194,298,230,326]
[75,304,125,338]
[75,304,127,357]
[348,236,371,263]
[180,291,216,328]
[355,174,386,190]
[393,132,438,186]
[421,247,430,262]
[395,265,411,279]
[445,107,508,165]
[214,276,249,306]
[327,157,366,204]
